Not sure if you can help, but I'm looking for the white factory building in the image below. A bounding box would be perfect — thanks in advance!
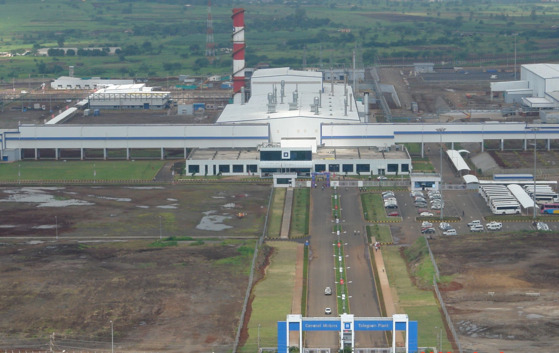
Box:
[491,63,559,121]
[51,76,134,90]
[88,84,171,110]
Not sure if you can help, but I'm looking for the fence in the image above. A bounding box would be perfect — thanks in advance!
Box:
[425,238,462,353]
[232,185,275,353]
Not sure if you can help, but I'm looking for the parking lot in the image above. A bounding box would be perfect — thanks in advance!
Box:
[382,188,557,244]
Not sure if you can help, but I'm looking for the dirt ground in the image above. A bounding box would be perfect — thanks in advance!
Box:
[377,67,501,119]
[0,183,271,352]
[429,233,559,353]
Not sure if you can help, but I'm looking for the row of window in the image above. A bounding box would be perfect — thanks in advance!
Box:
[315,163,409,173]
[187,163,410,174]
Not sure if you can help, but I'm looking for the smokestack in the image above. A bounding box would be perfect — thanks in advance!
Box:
[232,8,246,97]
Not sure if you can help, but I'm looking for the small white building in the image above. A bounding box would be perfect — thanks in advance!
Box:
[51,76,134,90]
[88,84,171,110]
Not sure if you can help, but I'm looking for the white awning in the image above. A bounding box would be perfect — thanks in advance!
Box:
[507,184,536,209]
[463,174,479,184]
[446,150,470,172]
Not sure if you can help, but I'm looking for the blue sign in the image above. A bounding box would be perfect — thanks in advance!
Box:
[354,320,392,331]
[301,320,341,331]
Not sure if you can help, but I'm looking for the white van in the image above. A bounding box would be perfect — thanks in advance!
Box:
[443,229,457,236]
[486,221,502,231]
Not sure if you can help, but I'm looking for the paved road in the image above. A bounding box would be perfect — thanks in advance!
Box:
[306,181,340,349]
[306,183,385,350]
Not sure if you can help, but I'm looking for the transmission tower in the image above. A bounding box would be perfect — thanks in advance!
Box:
[205,0,216,63]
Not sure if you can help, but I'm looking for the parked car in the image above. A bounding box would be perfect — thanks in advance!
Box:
[324,287,332,295]
[420,212,434,217]
[382,193,395,200]
[468,220,482,227]
[421,221,433,228]
[387,211,400,217]
[443,229,457,236]
[536,222,550,231]
[421,227,436,234]
[430,203,442,210]
[417,208,429,214]
[414,202,427,208]
[414,196,426,203]
[385,203,398,209]
[382,191,394,196]
[410,191,423,198]
[486,221,503,231]
[470,224,484,232]
[377,176,388,180]
[439,222,452,230]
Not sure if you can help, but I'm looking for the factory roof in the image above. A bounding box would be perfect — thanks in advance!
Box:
[523,63,559,79]
[216,67,361,124]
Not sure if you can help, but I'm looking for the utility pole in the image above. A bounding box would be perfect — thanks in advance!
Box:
[110,320,114,353]
[436,127,446,220]
[532,127,539,219]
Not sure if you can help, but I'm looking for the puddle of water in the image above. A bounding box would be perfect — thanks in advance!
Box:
[33,225,57,229]
[96,196,132,202]
[1,188,94,208]
[27,240,44,245]
[196,210,232,231]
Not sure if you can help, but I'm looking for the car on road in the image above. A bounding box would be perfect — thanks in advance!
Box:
[420,212,434,217]
[470,224,484,232]
[324,287,332,295]
[325,307,332,315]
[536,222,550,231]
[439,222,452,230]
[486,221,503,231]
[468,220,482,227]
[443,229,457,236]
[421,227,436,234]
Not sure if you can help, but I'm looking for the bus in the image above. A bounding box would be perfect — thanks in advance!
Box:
[540,203,559,214]
[490,201,521,215]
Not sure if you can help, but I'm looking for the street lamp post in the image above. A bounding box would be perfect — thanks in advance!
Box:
[532,128,539,219]
[436,127,446,220]
[110,320,114,353]
[159,215,163,240]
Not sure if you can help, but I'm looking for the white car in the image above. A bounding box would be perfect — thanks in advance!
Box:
[486,221,502,231]
[377,176,388,180]
[439,222,452,230]
[421,221,433,228]
[325,307,332,315]
[468,220,481,227]
[470,224,484,232]
[537,222,550,231]
[324,287,332,295]
[443,229,457,236]
[420,212,434,217]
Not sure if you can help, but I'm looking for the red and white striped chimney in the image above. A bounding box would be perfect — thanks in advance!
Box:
[232,8,245,96]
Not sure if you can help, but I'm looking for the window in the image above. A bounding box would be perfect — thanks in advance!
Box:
[329,164,340,172]
[260,151,282,161]
[401,164,409,173]
[276,178,292,185]
[315,164,326,172]
[342,164,354,172]
[188,165,200,174]
[290,150,312,161]
[387,164,398,173]
[232,164,244,173]
[247,164,258,173]
[356,164,370,173]
[218,165,230,173]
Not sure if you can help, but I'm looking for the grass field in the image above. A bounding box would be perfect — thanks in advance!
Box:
[0,160,165,181]
[383,246,452,351]
[242,241,298,352]
[368,224,393,244]
[267,188,286,238]
[291,188,309,237]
